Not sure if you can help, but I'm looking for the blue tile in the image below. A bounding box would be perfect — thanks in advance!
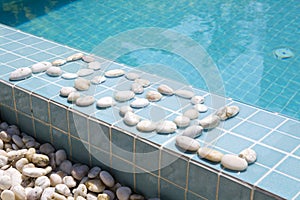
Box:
[13,46,39,56]
[219,117,243,130]
[135,139,160,174]
[92,106,120,125]
[110,156,134,187]
[276,156,300,180]
[0,42,24,51]
[277,119,300,138]
[90,145,111,171]
[34,119,51,144]
[253,188,284,200]
[6,58,35,68]
[218,175,251,200]
[159,179,185,200]
[31,94,49,123]
[1,52,20,64]
[29,52,56,61]
[32,41,57,50]
[214,133,253,154]
[70,136,90,165]
[188,161,218,200]
[51,127,70,156]
[136,104,173,122]
[160,150,188,188]
[88,118,110,152]
[186,191,206,200]
[248,111,286,129]
[252,144,286,168]
[0,65,15,76]
[50,102,68,132]
[18,37,43,45]
[17,112,34,135]
[232,121,271,141]
[158,95,190,111]
[294,147,300,157]
[134,168,159,198]
[111,127,135,162]
[258,171,300,199]
[0,81,14,107]
[0,105,17,125]
[14,87,32,115]
[68,110,88,142]
[16,77,49,91]
[34,84,61,99]
[262,131,300,153]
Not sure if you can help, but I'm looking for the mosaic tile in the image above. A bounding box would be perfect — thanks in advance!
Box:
[231,121,271,141]
[276,156,300,180]
[34,119,51,144]
[134,168,159,198]
[88,117,110,152]
[0,105,17,125]
[159,179,185,200]
[49,102,68,132]
[14,87,32,115]
[17,112,34,136]
[277,119,300,138]
[248,111,286,129]
[70,136,90,165]
[90,145,111,171]
[0,81,14,108]
[252,144,286,168]
[68,110,88,142]
[51,127,70,156]
[110,156,134,187]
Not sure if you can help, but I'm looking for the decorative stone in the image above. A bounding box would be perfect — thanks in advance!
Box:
[0,175,11,190]
[59,160,73,175]
[46,67,63,77]
[135,78,150,87]
[50,173,63,186]
[74,78,90,91]
[52,59,67,66]
[9,67,32,81]
[96,97,116,108]
[77,68,94,77]
[7,149,27,161]
[215,106,239,120]
[174,116,190,128]
[0,131,11,142]
[105,69,125,77]
[273,48,294,59]
[85,179,105,193]
[114,91,135,102]
[11,185,26,200]
[55,149,67,166]
[31,62,51,73]
[67,53,84,61]
[71,164,89,180]
[50,192,67,200]
[197,147,224,162]
[76,96,95,107]
[157,84,173,96]
[31,153,50,167]
[0,155,8,168]
[56,183,71,196]
[123,112,140,126]
[191,96,204,104]
[116,186,132,200]
[88,167,101,179]
[239,148,257,164]
[22,167,48,177]
[41,187,55,200]
[119,106,133,117]
[82,55,95,63]
[156,121,177,134]
[27,186,43,200]
[60,87,77,97]
[88,61,102,70]
[221,154,248,171]
[198,115,220,129]
[91,76,106,85]
[61,73,78,80]
[175,136,200,152]
[16,158,29,171]
[87,193,98,200]
[35,176,51,189]
[136,120,156,132]
[131,83,144,94]
[175,89,194,99]
[1,190,15,200]
[0,122,8,130]
[99,171,115,188]
[130,98,149,108]
[73,184,87,198]
[67,92,81,102]
[183,109,199,119]
[182,125,203,138]
[103,190,115,200]
[97,193,110,200]
[146,91,162,102]
[125,72,140,80]
[63,176,77,188]
[130,194,145,200]
[194,104,208,113]
[40,143,55,155]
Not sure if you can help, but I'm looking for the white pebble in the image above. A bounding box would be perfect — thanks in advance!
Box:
[183,109,199,119]
[174,116,190,128]
[61,73,78,80]
[0,155,8,167]
[239,148,257,164]
[56,183,71,196]
[88,61,102,70]
[35,176,51,189]
[131,83,144,94]
[156,121,177,134]
[1,190,15,200]
[215,106,239,120]
[157,84,174,96]
[114,91,135,102]
[63,176,77,188]
[221,154,248,171]
[50,173,63,186]
[66,53,84,61]
[146,91,162,102]
[105,69,125,77]
[67,92,81,102]
[175,89,194,99]
[82,55,95,63]
[96,97,116,108]
[116,187,132,200]
[182,125,203,138]
[27,186,43,200]
[194,104,208,113]
[198,115,220,129]
[85,179,105,193]
[0,175,11,190]
[119,106,133,117]
[22,167,48,177]
[191,96,204,104]
[136,120,156,132]
[31,153,50,167]
[52,59,66,66]
[125,72,140,80]
[11,185,26,200]
[130,98,149,108]
[41,187,55,200]
[91,76,106,84]
[9,67,32,81]
[60,87,77,97]
[135,78,150,87]
[46,67,63,77]
[16,157,29,171]
[74,78,90,91]
[175,136,200,152]
[197,147,224,163]
[123,112,140,126]
[77,68,94,77]
[76,96,95,107]
[31,62,51,73]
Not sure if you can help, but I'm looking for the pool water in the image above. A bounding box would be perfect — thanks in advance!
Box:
[1,0,299,119]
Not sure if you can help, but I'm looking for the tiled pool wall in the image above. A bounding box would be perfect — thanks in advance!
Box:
[1,24,300,200]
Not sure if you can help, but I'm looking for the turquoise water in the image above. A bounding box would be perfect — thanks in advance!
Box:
[1,0,299,119]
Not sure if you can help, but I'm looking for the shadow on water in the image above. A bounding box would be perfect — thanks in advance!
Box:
[0,0,77,26]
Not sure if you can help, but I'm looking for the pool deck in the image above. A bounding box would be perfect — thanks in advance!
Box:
[0,24,300,200]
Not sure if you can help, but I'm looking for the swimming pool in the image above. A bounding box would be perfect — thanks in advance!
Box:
[1,0,299,121]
